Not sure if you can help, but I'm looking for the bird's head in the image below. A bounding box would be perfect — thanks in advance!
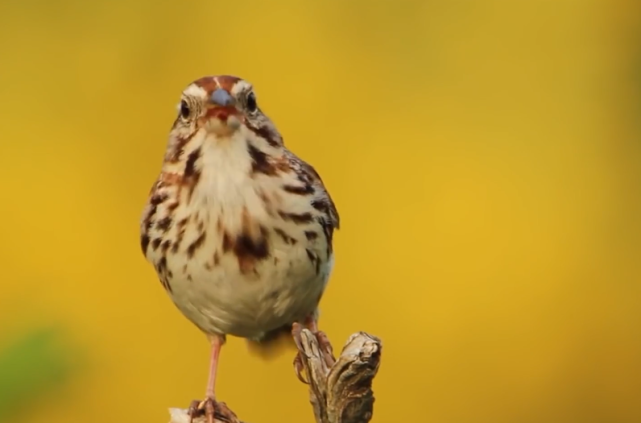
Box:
[163,75,283,165]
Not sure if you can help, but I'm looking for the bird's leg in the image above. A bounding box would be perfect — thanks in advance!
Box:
[292,315,336,383]
[189,335,227,423]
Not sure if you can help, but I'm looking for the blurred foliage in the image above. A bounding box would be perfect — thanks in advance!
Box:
[0,328,73,422]
[0,1,641,423]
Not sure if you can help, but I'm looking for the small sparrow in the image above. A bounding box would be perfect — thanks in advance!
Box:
[140,75,339,422]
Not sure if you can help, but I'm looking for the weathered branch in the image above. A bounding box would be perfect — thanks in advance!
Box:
[168,330,382,423]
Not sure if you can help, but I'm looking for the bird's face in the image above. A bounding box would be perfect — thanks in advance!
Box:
[170,75,280,143]
[161,75,285,170]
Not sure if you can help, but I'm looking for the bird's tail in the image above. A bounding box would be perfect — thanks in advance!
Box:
[245,324,297,360]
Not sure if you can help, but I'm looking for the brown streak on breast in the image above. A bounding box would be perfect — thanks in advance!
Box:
[141,188,169,255]
[278,211,314,224]
[258,190,275,217]
[222,231,233,253]
[186,232,207,258]
[248,144,277,175]
[156,257,173,293]
[246,122,281,147]
[183,147,202,203]
[156,216,172,231]
[143,192,168,231]
[140,234,150,254]
[274,228,297,245]
[320,219,334,257]
[161,239,172,253]
[216,208,271,275]
[172,217,189,253]
[283,184,314,195]
[160,173,183,186]
[166,131,197,163]
[305,249,321,275]
[166,201,180,213]
[311,199,329,213]
[151,238,162,250]
[234,226,270,275]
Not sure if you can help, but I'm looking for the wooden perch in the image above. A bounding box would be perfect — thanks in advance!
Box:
[168,329,382,423]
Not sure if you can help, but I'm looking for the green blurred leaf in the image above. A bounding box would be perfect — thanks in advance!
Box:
[0,327,74,421]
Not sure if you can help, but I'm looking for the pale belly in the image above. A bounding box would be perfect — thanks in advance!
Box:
[158,227,332,340]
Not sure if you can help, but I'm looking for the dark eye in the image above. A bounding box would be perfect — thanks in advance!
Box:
[180,100,190,119]
[246,92,257,113]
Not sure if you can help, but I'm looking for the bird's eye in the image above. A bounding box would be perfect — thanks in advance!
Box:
[246,92,257,113]
[180,100,190,119]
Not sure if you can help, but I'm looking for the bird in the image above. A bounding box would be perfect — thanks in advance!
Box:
[139,75,339,423]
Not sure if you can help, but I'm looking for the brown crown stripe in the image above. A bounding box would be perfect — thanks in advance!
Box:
[194,75,242,93]
[186,232,207,258]
[278,211,314,224]
[283,184,314,195]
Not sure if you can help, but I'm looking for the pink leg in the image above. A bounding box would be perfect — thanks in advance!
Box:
[189,335,225,423]
[205,335,223,398]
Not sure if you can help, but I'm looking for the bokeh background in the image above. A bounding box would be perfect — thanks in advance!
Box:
[1,0,641,422]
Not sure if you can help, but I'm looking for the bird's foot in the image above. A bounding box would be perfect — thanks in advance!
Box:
[315,329,336,367]
[291,322,336,384]
[187,397,235,423]
[291,323,308,384]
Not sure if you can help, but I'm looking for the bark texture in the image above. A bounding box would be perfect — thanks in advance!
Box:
[168,329,382,423]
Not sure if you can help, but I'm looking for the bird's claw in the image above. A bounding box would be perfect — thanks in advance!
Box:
[291,322,336,384]
[188,397,235,423]
[292,323,310,384]
[315,330,336,367]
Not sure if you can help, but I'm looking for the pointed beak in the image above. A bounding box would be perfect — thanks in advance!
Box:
[210,88,234,107]
[203,88,241,135]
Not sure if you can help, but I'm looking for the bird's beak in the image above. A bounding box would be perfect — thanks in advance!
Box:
[203,88,242,134]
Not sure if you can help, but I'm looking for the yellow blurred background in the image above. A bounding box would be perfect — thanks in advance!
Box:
[1,0,641,422]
